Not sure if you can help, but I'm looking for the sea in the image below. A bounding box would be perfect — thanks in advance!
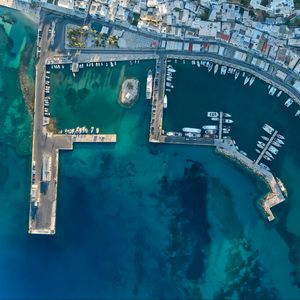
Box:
[1,6,300,299]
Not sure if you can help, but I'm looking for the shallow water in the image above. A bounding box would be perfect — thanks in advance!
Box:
[1,7,300,299]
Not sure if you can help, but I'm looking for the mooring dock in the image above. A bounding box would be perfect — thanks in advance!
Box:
[255,130,278,164]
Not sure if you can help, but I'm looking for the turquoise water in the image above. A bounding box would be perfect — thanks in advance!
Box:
[1,7,300,299]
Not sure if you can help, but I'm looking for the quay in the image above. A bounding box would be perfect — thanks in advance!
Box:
[215,139,285,221]
[218,112,223,140]
[255,130,278,165]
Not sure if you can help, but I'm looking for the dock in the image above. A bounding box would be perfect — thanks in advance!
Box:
[255,130,278,165]
[218,112,223,140]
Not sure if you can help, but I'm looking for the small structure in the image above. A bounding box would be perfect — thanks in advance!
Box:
[119,78,139,107]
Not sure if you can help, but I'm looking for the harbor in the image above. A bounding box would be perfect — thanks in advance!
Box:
[149,56,290,222]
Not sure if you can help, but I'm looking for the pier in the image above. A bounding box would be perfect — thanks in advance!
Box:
[215,139,285,221]
[218,112,223,140]
[255,130,278,165]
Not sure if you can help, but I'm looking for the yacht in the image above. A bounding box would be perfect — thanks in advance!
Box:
[261,136,269,142]
[265,151,274,159]
[211,117,219,121]
[276,177,288,198]
[223,119,233,124]
[257,144,264,149]
[220,66,227,75]
[243,75,250,85]
[249,76,255,86]
[263,124,274,135]
[284,98,293,107]
[274,138,284,145]
[240,151,247,156]
[167,66,176,73]
[223,113,232,117]
[166,88,171,92]
[163,95,168,109]
[269,145,279,155]
[295,109,300,117]
[214,64,219,74]
[182,127,202,133]
[208,63,213,72]
[197,61,200,68]
[166,132,182,137]
[258,141,265,147]
[207,112,219,117]
[202,125,218,130]
[272,141,282,148]
[276,134,285,140]
[255,149,261,154]
[268,86,277,96]
[146,70,153,100]
[260,163,270,171]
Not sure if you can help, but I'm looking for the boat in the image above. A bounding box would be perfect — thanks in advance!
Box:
[284,98,293,107]
[205,129,217,135]
[249,76,255,86]
[211,117,219,121]
[146,70,153,100]
[261,136,269,141]
[265,151,274,159]
[242,72,245,77]
[258,141,265,146]
[268,85,271,89]
[255,149,261,154]
[220,66,227,75]
[223,119,233,124]
[263,124,274,135]
[185,132,201,138]
[295,109,300,117]
[274,138,284,145]
[244,75,250,85]
[166,132,182,137]
[214,64,219,74]
[276,134,285,140]
[260,163,270,171]
[276,177,288,198]
[272,141,282,148]
[182,127,202,133]
[234,70,240,80]
[257,144,264,149]
[197,61,200,67]
[166,88,171,92]
[163,95,168,109]
[167,66,176,73]
[276,90,282,97]
[263,155,272,161]
[202,125,218,130]
[268,145,278,155]
[240,151,247,156]
[208,63,213,72]
[207,112,219,117]
[268,86,277,96]
[223,113,232,117]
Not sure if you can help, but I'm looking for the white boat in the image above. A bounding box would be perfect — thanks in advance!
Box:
[244,75,250,85]
[269,145,279,155]
[249,76,255,86]
[263,124,274,135]
[223,113,232,117]
[223,119,233,124]
[202,125,218,130]
[263,155,272,161]
[208,63,213,72]
[240,151,247,156]
[207,112,219,117]
[295,109,300,117]
[182,127,201,133]
[276,90,282,97]
[258,141,265,147]
[166,132,182,137]
[284,98,293,107]
[234,70,240,80]
[276,134,285,140]
[272,141,282,148]
[211,117,219,121]
[242,72,245,77]
[256,149,261,154]
[163,95,168,109]
[265,151,274,159]
[185,132,201,138]
[205,129,217,135]
[260,163,270,171]
[274,138,284,145]
[268,87,277,96]
[276,177,288,198]
[166,88,171,92]
[214,64,219,74]
[167,66,176,73]
[146,70,153,100]
[261,136,269,141]
[220,66,227,75]
[197,61,200,67]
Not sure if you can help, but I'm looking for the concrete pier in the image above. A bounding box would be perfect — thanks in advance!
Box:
[218,112,223,140]
[255,130,278,165]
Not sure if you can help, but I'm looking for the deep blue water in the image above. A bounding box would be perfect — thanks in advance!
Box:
[1,7,300,300]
